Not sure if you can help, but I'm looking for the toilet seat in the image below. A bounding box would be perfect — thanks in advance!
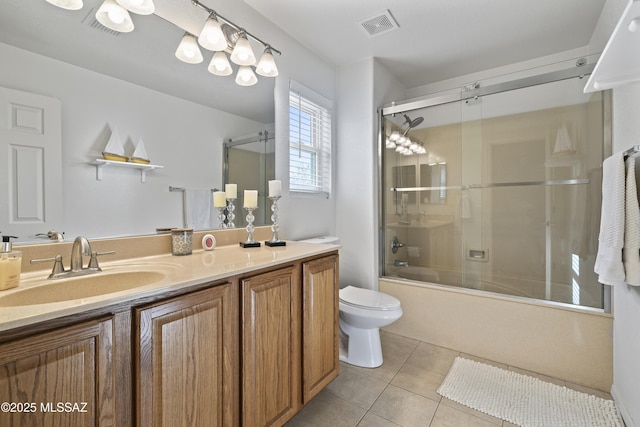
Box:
[339,286,401,311]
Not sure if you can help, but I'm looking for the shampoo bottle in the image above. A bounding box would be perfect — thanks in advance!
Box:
[0,235,21,291]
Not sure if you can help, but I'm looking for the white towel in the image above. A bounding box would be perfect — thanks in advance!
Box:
[594,151,626,285]
[184,188,212,230]
[623,154,640,286]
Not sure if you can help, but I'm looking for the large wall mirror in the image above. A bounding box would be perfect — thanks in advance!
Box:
[0,0,276,244]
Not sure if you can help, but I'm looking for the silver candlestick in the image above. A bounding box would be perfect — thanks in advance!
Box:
[265,196,286,246]
[240,207,261,248]
[226,197,236,228]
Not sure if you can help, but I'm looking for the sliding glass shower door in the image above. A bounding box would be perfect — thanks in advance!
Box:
[381,71,608,309]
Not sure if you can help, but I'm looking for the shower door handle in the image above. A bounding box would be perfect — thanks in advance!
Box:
[391,236,405,254]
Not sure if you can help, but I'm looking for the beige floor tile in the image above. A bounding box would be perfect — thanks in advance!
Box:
[438,398,503,425]
[327,367,388,410]
[284,389,366,427]
[349,332,419,383]
[357,412,402,427]
[404,342,459,376]
[370,385,438,426]
[430,403,502,427]
[390,362,445,401]
[459,353,508,370]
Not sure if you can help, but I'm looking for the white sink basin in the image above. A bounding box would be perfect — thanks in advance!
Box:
[0,270,165,306]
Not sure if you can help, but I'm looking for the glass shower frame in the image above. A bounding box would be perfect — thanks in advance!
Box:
[378,63,612,312]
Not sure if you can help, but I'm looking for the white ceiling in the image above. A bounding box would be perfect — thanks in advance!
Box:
[0,0,606,123]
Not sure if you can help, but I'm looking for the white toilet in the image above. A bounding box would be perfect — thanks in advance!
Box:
[299,236,403,368]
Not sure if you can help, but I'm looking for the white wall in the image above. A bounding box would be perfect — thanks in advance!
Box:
[0,42,265,240]
[334,58,405,289]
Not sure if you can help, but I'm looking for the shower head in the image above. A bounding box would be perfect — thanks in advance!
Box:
[403,113,424,129]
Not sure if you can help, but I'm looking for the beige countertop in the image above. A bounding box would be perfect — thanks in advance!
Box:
[0,241,339,333]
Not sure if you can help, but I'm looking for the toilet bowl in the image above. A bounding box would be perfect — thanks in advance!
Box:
[338,285,403,368]
[298,236,403,368]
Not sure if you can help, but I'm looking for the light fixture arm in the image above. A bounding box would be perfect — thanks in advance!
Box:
[191,0,281,55]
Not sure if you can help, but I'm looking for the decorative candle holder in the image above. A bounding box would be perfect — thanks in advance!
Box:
[216,206,227,229]
[265,196,286,246]
[240,207,261,248]
[226,198,236,228]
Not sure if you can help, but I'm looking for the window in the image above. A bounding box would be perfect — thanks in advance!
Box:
[289,80,332,197]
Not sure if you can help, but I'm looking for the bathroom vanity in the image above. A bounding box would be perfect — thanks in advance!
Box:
[0,237,339,427]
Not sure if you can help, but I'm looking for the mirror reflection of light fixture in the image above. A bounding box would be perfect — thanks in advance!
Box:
[115,0,155,15]
[208,51,233,76]
[235,66,258,86]
[96,0,134,32]
[256,46,278,77]
[198,14,228,51]
[45,0,83,10]
[175,33,203,64]
[230,32,256,66]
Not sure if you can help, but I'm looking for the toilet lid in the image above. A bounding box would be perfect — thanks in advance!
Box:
[339,286,401,311]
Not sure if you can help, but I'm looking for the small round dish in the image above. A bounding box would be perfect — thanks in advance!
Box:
[202,234,216,251]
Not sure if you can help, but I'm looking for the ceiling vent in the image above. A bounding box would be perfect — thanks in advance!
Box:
[82,9,125,37]
[357,9,399,37]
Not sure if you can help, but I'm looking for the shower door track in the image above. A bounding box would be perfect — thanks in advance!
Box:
[381,62,595,115]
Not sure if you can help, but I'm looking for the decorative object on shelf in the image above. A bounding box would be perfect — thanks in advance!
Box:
[171,228,193,256]
[240,190,260,248]
[265,180,285,246]
[213,191,227,229]
[202,233,216,251]
[102,125,128,162]
[131,138,151,164]
[225,184,237,228]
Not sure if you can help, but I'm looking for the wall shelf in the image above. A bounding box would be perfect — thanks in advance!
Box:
[585,0,640,92]
[89,159,164,183]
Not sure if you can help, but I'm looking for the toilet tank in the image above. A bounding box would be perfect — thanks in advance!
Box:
[298,236,340,245]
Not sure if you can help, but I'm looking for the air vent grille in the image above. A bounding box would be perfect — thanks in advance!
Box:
[82,9,125,37]
[358,10,399,37]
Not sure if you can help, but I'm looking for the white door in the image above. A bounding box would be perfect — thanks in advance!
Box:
[0,87,62,242]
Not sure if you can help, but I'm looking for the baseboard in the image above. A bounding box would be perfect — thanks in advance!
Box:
[611,384,635,427]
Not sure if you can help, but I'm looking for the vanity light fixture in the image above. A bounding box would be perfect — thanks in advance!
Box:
[235,66,258,86]
[45,0,83,10]
[256,46,279,77]
[115,0,155,15]
[198,14,228,51]
[95,0,134,32]
[175,33,204,64]
[230,32,257,66]
[208,51,233,76]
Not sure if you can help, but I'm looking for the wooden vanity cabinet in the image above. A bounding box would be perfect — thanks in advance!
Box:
[135,282,238,427]
[301,254,339,404]
[241,253,339,427]
[0,317,115,427]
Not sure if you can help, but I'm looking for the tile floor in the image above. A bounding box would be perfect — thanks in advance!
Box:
[285,331,615,427]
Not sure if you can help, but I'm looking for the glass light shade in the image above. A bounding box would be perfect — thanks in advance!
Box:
[96,0,134,32]
[256,47,278,77]
[115,0,154,15]
[198,16,227,51]
[175,33,203,64]
[46,0,83,10]
[230,34,256,66]
[208,51,233,76]
[235,66,258,86]
[385,139,396,149]
[389,131,400,141]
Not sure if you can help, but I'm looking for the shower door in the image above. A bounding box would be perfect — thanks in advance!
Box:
[380,70,608,309]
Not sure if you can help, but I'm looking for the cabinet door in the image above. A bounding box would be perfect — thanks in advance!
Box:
[0,317,115,427]
[136,283,237,427]
[242,266,301,427]
[302,254,339,403]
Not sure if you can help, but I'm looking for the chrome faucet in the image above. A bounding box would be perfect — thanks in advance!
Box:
[70,236,92,272]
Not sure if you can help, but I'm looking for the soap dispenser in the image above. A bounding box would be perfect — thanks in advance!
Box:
[0,235,21,291]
